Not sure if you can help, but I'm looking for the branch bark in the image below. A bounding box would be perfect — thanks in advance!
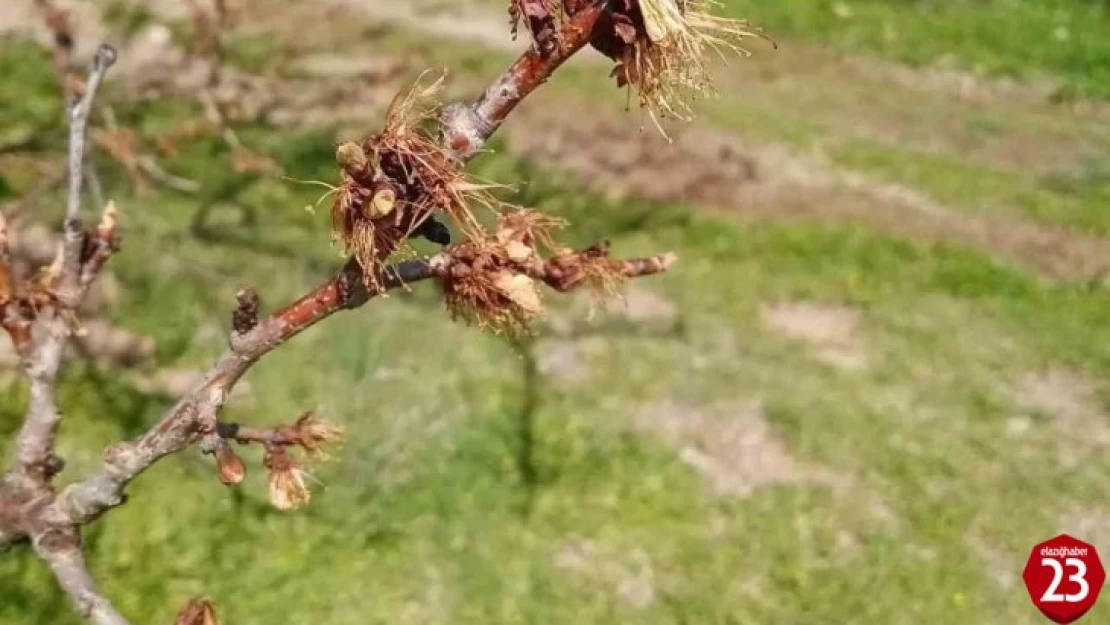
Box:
[10,44,116,490]
[439,2,604,160]
[1,4,682,624]
[33,527,129,625]
[56,257,434,525]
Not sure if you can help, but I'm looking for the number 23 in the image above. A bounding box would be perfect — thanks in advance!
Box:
[1041,558,1090,603]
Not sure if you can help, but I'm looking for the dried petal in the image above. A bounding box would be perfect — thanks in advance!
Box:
[335,141,368,172]
[174,598,218,625]
[494,272,543,316]
[600,0,771,133]
[504,240,534,262]
[215,444,246,485]
[293,412,344,459]
[38,244,65,289]
[98,201,118,240]
[264,449,312,510]
[369,188,396,219]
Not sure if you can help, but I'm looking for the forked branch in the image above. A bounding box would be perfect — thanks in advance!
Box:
[0,1,727,622]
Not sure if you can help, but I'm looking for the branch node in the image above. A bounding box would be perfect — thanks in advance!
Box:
[215,422,240,440]
[93,44,117,72]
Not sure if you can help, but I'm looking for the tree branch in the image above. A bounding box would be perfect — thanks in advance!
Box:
[33,527,129,625]
[56,258,434,524]
[439,2,604,160]
[10,45,116,490]
[63,45,116,291]
[2,5,682,624]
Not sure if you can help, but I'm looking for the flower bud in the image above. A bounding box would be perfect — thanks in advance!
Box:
[335,141,368,172]
[216,444,246,486]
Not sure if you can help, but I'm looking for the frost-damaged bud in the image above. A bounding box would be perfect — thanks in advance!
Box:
[36,244,65,291]
[232,286,260,335]
[97,201,118,242]
[0,213,10,304]
[581,0,772,133]
[264,447,312,511]
[369,188,396,219]
[329,73,497,293]
[493,272,542,316]
[292,412,344,460]
[335,141,368,173]
[174,597,218,625]
[215,444,246,485]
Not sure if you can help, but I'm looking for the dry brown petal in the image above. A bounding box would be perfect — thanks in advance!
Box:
[37,244,64,289]
[98,201,118,240]
[494,271,542,316]
[335,141,368,172]
[504,240,534,262]
[369,188,396,219]
[293,412,344,459]
[174,598,218,625]
[267,463,311,511]
[215,444,246,485]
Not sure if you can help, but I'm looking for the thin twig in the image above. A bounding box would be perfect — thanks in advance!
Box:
[63,45,116,292]
[0,7,682,623]
[57,257,433,524]
[10,46,117,490]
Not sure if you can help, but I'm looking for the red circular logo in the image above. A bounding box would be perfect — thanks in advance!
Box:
[1023,534,1105,623]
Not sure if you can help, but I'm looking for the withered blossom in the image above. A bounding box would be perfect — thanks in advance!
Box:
[264,448,312,511]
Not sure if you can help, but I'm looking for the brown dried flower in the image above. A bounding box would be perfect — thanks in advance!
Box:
[292,412,344,460]
[215,444,246,486]
[174,597,218,625]
[328,73,499,292]
[436,210,623,333]
[263,447,312,511]
[585,0,771,134]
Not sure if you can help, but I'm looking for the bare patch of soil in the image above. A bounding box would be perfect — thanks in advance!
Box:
[506,96,1110,281]
[634,399,848,497]
[967,536,1018,590]
[554,539,657,609]
[760,301,868,370]
[1017,370,1110,448]
[536,337,605,382]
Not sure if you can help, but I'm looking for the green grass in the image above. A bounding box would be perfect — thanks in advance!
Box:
[718,0,1110,99]
[2,15,1110,625]
[832,140,1110,236]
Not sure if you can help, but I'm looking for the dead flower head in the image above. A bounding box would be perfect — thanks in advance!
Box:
[328,72,498,291]
[264,447,312,511]
[439,210,624,333]
[292,411,344,460]
[174,598,218,625]
[591,0,771,133]
[215,443,246,486]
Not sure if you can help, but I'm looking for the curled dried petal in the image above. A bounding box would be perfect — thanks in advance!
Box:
[215,444,246,486]
[264,449,312,511]
[293,412,344,459]
[174,598,218,625]
[597,0,772,134]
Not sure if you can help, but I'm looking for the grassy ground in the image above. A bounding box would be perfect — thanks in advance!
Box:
[2,1,1110,624]
[718,0,1110,99]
